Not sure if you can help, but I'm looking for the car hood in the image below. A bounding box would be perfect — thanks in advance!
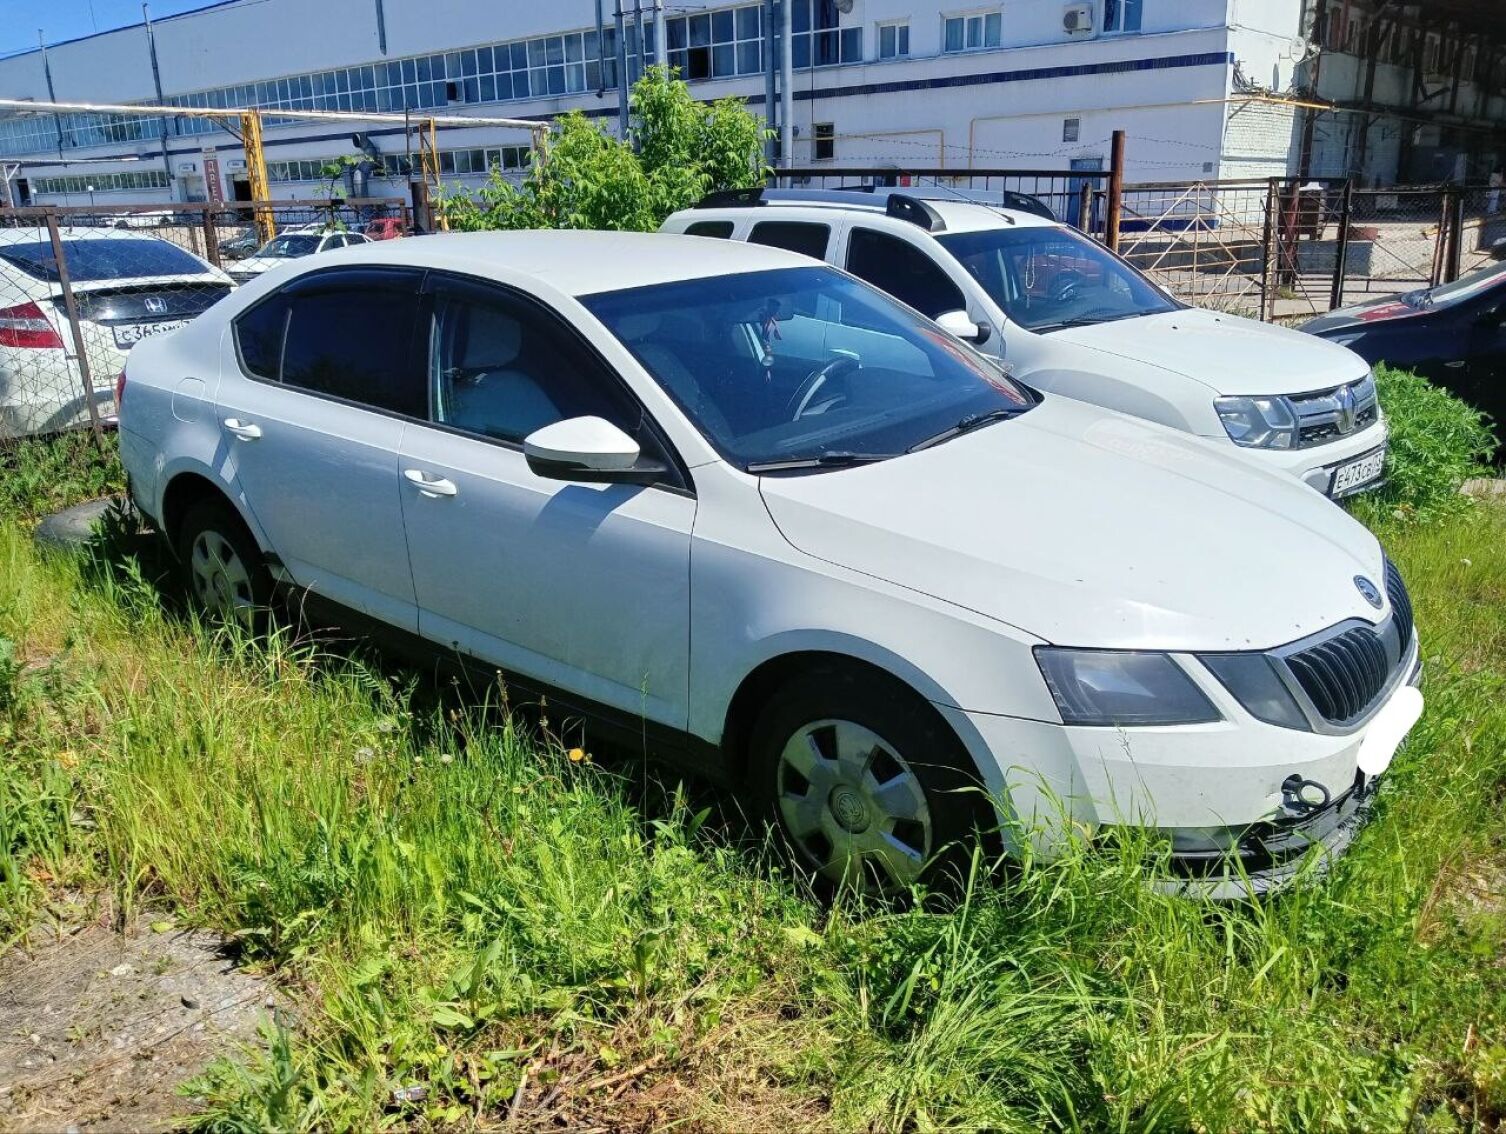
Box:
[759,396,1385,651]
[1302,293,1431,334]
[1050,308,1369,395]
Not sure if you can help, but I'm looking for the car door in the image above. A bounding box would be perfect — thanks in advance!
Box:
[397,273,696,728]
[216,265,426,630]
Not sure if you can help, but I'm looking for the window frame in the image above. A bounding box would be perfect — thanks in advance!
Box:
[877,20,910,59]
[415,269,694,495]
[942,9,1002,53]
[230,265,431,420]
[812,122,836,162]
[1102,0,1144,34]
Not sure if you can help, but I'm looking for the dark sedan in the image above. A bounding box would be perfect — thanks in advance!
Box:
[1303,261,1506,441]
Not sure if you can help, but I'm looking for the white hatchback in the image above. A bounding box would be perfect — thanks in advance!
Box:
[118,231,1422,896]
[663,190,1390,500]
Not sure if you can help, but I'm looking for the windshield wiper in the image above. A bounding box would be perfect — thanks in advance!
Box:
[906,408,1021,453]
[1032,311,1141,333]
[745,451,899,473]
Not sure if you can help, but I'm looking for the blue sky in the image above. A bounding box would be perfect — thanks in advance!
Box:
[1,0,218,58]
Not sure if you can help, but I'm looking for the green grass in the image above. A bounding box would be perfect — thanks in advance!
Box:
[0,430,123,524]
[2,475,1506,1129]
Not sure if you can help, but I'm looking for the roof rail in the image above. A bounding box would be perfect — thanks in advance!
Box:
[885,193,946,232]
[693,187,766,209]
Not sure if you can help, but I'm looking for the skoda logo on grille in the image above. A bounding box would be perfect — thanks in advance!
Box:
[1354,575,1383,609]
[1334,384,1357,434]
[143,295,167,315]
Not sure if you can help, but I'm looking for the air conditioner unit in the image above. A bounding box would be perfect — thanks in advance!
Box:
[1063,4,1094,33]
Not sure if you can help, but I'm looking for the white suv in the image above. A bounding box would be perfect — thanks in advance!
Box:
[118,231,1422,896]
[663,189,1388,500]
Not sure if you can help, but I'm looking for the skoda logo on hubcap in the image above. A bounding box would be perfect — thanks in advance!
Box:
[829,786,870,833]
[1354,575,1383,609]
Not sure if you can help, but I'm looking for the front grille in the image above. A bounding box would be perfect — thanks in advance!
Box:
[1385,558,1413,653]
[1288,375,1379,448]
[1286,626,1392,725]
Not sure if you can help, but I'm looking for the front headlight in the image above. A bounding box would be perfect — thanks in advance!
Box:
[1035,648,1221,727]
[1214,395,1297,449]
[1199,653,1310,730]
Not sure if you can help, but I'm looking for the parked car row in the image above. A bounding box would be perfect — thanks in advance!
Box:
[117,228,1425,898]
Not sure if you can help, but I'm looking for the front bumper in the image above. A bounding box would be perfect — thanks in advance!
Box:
[940,642,1423,896]
[1240,419,1388,498]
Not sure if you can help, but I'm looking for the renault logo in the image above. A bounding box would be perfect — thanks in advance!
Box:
[1334,384,1357,434]
[1354,575,1383,609]
[143,296,167,315]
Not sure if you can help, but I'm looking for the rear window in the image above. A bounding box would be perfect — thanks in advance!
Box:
[0,238,209,283]
[748,221,830,260]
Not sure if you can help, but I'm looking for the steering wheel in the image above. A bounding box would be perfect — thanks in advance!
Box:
[787,356,858,421]
[1050,270,1085,305]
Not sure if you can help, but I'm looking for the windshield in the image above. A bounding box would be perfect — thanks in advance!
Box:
[937,225,1177,332]
[584,266,1035,470]
[259,234,321,258]
[0,238,208,283]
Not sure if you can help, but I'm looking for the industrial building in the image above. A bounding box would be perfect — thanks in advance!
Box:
[0,0,1501,207]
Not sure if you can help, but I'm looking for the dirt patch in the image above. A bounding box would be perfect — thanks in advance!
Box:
[0,919,273,1132]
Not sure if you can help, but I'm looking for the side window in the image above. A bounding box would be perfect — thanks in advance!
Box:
[278,270,425,415]
[845,227,966,319]
[234,294,290,380]
[684,220,735,239]
[748,220,831,260]
[428,282,642,448]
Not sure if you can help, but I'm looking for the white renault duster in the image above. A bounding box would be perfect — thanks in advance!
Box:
[663,189,1388,499]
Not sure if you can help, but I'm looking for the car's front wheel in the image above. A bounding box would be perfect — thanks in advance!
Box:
[175,498,271,631]
[749,665,991,894]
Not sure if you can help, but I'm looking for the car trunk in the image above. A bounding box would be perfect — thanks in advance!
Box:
[49,280,232,387]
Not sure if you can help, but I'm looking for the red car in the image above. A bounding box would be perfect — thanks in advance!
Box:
[363,217,405,241]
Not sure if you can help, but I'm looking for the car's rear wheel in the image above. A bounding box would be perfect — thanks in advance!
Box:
[175,499,271,631]
[749,665,991,894]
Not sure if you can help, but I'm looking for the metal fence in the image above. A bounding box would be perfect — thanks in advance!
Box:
[0,198,408,444]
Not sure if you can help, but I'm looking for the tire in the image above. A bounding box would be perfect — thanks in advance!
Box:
[175,498,272,631]
[748,664,992,895]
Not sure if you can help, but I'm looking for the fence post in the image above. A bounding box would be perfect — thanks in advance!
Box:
[1259,177,1277,322]
[1430,190,1451,287]
[1445,188,1464,283]
[1329,179,1353,311]
[201,205,222,270]
[44,210,105,447]
[1076,179,1093,235]
[1105,129,1125,253]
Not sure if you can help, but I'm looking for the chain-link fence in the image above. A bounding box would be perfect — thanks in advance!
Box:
[0,198,407,443]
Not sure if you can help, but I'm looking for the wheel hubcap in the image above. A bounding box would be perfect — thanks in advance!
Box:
[189,530,255,627]
[776,719,932,892]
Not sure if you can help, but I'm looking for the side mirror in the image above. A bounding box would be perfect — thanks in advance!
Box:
[936,309,990,345]
[523,416,664,484]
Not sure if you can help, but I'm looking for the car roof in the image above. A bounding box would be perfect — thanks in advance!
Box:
[0,225,166,244]
[316,229,817,295]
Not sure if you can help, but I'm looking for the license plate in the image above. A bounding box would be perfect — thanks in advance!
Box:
[112,319,188,349]
[1331,447,1386,497]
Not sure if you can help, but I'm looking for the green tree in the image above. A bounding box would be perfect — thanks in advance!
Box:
[442,68,768,233]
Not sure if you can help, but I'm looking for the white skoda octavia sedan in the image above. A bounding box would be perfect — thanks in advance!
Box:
[117,231,1423,896]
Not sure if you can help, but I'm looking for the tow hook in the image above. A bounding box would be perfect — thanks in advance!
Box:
[1280,774,1332,818]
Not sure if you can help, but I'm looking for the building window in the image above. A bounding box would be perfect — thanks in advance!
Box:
[1103,0,1143,33]
[813,122,836,160]
[1062,117,1080,143]
[943,11,1002,53]
[878,21,910,59]
[33,169,171,194]
[793,0,862,68]
[665,4,764,81]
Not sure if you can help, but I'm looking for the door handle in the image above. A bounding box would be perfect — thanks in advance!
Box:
[403,468,458,497]
[223,417,262,440]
